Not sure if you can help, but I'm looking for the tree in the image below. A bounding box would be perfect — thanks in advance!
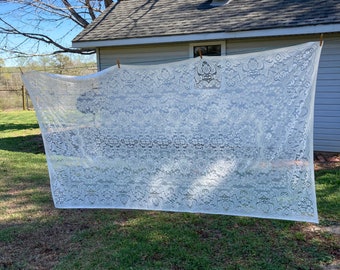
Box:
[0,0,116,60]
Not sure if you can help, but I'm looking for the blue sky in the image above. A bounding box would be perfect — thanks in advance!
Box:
[0,1,98,66]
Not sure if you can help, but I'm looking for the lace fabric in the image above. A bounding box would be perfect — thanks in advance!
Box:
[22,42,322,222]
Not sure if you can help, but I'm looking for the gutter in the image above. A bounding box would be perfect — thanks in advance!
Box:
[72,23,340,48]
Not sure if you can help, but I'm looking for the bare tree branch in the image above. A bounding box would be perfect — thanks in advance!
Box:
[0,0,109,59]
[0,18,95,55]
[104,0,113,9]
[85,0,97,21]
[61,0,89,28]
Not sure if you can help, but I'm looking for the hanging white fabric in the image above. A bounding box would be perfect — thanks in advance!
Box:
[22,42,322,222]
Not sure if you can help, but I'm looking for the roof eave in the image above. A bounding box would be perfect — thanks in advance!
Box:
[72,23,340,48]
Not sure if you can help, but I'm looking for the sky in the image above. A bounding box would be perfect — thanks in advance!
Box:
[0,1,98,66]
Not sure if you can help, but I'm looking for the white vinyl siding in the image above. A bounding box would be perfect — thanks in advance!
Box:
[98,43,189,70]
[98,34,340,152]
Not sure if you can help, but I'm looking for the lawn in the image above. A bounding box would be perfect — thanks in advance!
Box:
[0,111,339,269]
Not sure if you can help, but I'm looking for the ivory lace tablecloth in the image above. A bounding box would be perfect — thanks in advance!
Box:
[22,42,322,222]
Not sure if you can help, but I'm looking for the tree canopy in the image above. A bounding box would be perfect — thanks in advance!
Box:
[0,0,115,62]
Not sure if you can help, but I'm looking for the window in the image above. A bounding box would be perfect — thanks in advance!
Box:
[193,45,221,58]
[190,41,225,58]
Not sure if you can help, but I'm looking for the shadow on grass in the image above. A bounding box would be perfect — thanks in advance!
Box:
[0,207,318,269]
[0,134,45,154]
[0,123,39,132]
[1,189,339,269]
[53,211,337,269]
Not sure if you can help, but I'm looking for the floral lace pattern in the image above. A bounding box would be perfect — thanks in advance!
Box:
[22,42,322,222]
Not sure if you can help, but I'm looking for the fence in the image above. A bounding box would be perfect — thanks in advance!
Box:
[0,87,32,111]
[0,65,97,111]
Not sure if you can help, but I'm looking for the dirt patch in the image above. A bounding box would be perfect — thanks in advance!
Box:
[314,152,340,171]
[304,224,340,235]
[0,210,90,270]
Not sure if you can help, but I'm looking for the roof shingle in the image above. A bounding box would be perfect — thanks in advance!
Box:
[73,0,340,43]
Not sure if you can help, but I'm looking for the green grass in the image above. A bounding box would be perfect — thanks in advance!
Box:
[315,169,340,224]
[0,111,339,269]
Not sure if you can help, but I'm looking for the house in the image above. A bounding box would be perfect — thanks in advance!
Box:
[72,0,340,152]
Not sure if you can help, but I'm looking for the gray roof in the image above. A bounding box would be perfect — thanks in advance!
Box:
[73,0,340,44]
